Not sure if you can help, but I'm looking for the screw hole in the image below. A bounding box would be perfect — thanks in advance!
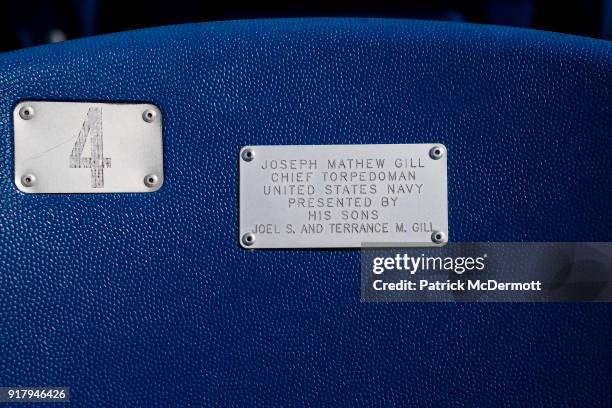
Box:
[142,109,156,122]
[429,146,445,160]
[144,174,160,187]
[25,177,31,183]
[241,148,255,162]
[19,106,35,120]
[241,233,256,246]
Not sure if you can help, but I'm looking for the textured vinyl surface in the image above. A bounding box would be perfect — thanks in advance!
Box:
[0,19,611,406]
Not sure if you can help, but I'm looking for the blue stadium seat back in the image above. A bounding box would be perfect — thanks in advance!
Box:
[0,19,611,406]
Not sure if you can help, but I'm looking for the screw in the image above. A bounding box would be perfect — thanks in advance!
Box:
[19,106,35,120]
[241,233,256,247]
[142,109,156,123]
[429,145,445,160]
[144,174,161,187]
[21,174,36,187]
[431,231,447,244]
[241,148,255,162]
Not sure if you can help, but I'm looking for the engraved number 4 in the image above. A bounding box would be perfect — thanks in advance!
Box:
[69,107,111,188]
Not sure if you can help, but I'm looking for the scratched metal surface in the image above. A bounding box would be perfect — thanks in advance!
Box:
[13,101,164,193]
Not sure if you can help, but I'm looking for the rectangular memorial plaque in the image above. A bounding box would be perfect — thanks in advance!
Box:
[239,144,448,248]
[14,101,163,193]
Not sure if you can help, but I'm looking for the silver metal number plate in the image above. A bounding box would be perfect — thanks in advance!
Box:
[14,101,163,193]
[239,144,448,249]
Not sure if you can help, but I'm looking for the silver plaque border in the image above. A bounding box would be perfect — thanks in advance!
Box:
[13,101,164,194]
[239,144,448,249]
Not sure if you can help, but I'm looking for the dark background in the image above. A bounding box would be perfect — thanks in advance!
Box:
[0,0,610,52]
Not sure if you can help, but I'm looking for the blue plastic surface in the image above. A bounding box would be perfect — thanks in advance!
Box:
[0,19,611,406]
